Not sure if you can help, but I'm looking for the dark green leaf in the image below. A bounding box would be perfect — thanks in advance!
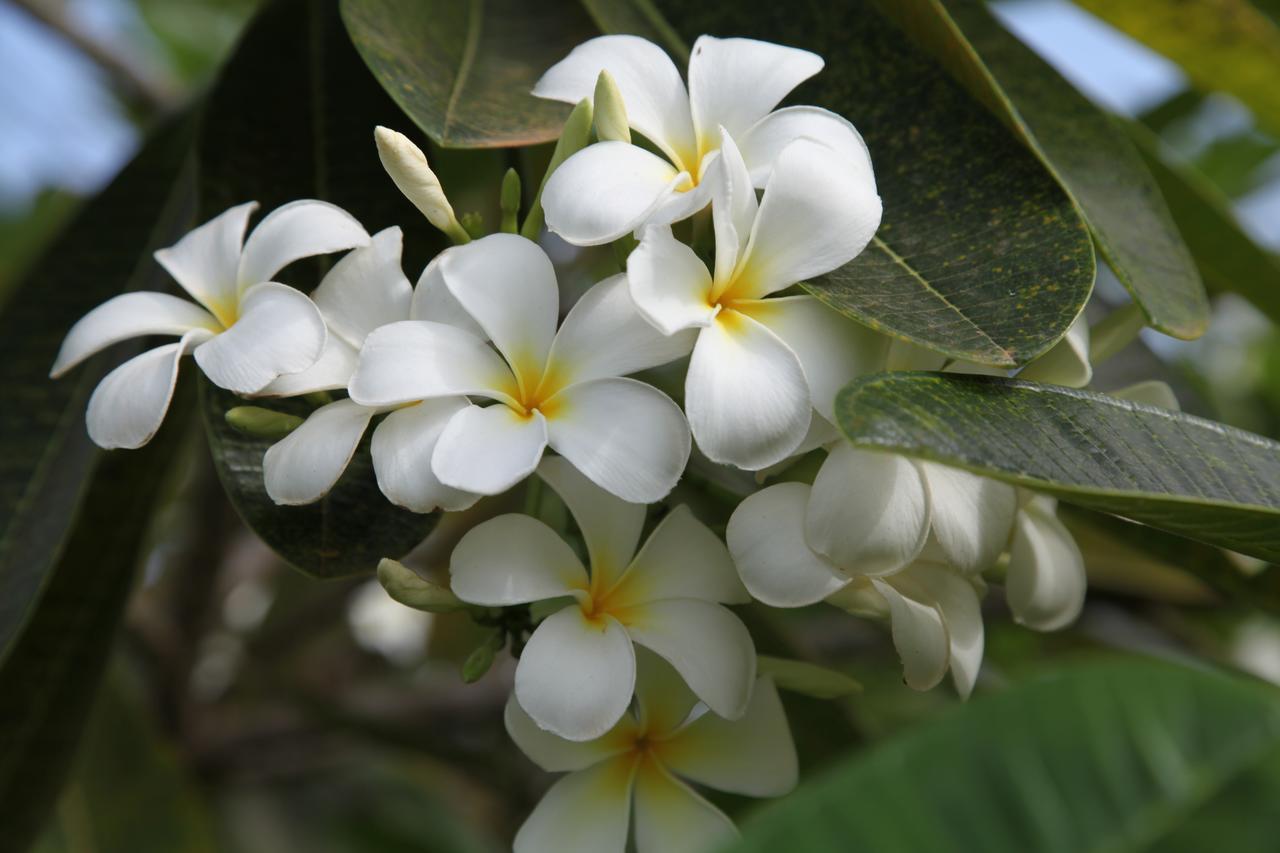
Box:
[202,382,434,579]
[646,0,1094,367]
[729,658,1280,852]
[1075,0,1280,140]
[0,114,197,667]
[0,380,196,853]
[836,372,1280,562]
[1127,123,1280,326]
[875,0,1208,340]
[340,0,599,148]
[575,0,688,60]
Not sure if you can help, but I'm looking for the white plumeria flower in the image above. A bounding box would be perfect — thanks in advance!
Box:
[50,200,369,449]
[451,457,755,741]
[507,649,797,853]
[535,34,871,245]
[349,233,695,503]
[1005,493,1086,631]
[627,132,882,470]
[258,228,477,513]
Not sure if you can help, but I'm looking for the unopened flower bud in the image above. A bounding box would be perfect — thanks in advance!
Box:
[592,70,630,143]
[374,126,470,244]
[462,630,504,683]
[500,168,522,233]
[377,558,466,613]
[225,406,303,439]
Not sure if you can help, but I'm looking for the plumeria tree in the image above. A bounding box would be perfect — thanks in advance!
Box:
[7,0,1280,850]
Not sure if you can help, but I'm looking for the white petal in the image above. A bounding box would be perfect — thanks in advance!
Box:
[903,563,985,699]
[513,756,637,853]
[613,505,748,606]
[660,676,797,797]
[685,310,811,470]
[627,226,717,336]
[735,295,889,422]
[633,758,738,853]
[153,201,256,322]
[533,35,697,169]
[193,282,327,394]
[1019,312,1091,388]
[371,399,479,513]
[737,139,882,298]
[1109,379,1180,411]
[516,606,636,741]
[504,693,635,773]
[431,404,548,495]
[710,131,757,286]
[450,513,587,605]
[409,252,485,337]
[262,399,374,505]
[85,329,211,449]
[547,274,696,386]
[886,337,948,372]
[738,106,874,187]
[348,320,518,407]
[920,462,1018,574]
[545,377,690,503]
[807,444,930,574]
[310,226,411,347]
[633,647,699,735]
[688,36,823,147]
[258,334,358,397]
[872,578,949,692]
[50,292,217,378]
[623,599,756,721]
[438,233,559,390]
[536,455,646,592]
[727,482,849,607]
[1006,502,1086,631]
[236,199,369,288]
[544,143,690,246]
[643,174,715,231]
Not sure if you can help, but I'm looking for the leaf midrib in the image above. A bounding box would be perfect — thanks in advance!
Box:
[443,0,483,140]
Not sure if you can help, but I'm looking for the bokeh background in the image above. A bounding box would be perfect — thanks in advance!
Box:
[5,1,1280,850]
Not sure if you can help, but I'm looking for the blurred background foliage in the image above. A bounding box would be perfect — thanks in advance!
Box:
[4,0,1280,850]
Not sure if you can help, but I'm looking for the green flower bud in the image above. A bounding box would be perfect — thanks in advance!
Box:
[592,70,631,143]
[377,558,466,613]
[225,406,303,440]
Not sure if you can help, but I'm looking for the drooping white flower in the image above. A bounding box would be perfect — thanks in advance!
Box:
[535,34,872,245]
[627,133,882,470]
[1005,493,1086,631]
[257,228,477,513]
[507,649,796,853]
[727,479,987,697]
[349,233,695,503]
[450,457,754,741]
[50,200,369,449]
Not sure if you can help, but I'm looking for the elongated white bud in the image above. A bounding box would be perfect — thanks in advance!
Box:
[374,126,469,243]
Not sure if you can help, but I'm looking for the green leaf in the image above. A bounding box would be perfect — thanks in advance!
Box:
[196,0,440,578]
[835,372,1280,562]
[874,0,1208,340]
[1075,0,1280,141]
[758,656,863,699]
[202,382,434,579]
[575,0,688,60]
[0,380,196,853]
[0,113,198,667]
[729,657,1280,852]
[645,0,1094,367]
[340,0,600,148]
[1127,123,1280,326]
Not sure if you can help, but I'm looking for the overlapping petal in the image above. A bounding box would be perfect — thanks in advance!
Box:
[50,292,218,378]
[688,36,823,147]
[262,399,374,506]
[632,759,738,853]
[536,456,645,590]
[504,693,635,774]
[738,106,874,187]
[1006,498,1086,631]
[236,199,369,290]
[613,505,748,605]
[450,513,587,605]
[153,201,256,322]
[371,399,478,513]
[309,226,411,348]
[348,320,518,407]
[512,755,637,853]
[871,578,949,692]
[921,462,1018,574]
[409,253,484,337]
[431,404,548,495]
[627,226,718,336]
[193,282,326,394]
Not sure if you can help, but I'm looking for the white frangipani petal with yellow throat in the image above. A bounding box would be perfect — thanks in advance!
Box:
[450,457,754,741]
[535,33,869,245]
[50,200,370,449]
[507,649,796,853]
[350,233,695,502]
[627,132,882,470]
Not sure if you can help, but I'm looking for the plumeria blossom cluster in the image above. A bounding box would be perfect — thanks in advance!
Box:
[52,33,1111,852]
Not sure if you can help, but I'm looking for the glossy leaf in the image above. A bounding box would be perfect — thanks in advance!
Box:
[836,372,1280,562]
[0,114,197,667]
[202,382,434,579]
[1075,0,1280,140]
[197,0,439,577]
[0,380,196,853]
[575,0,687,60]
[729,658,1280,852]
[875,0,1208,340]
[1128,123,1280,325]
[648,0,1094,367]
[340,0,599,148]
